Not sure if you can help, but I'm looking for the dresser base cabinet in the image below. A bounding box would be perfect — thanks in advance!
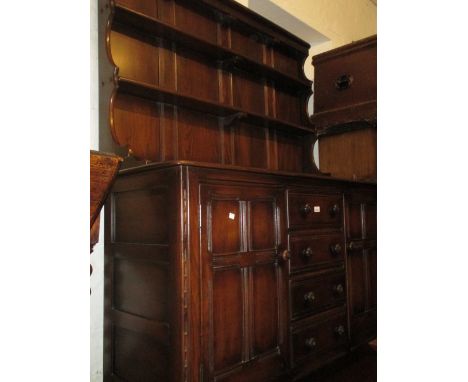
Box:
[104,162,376,381]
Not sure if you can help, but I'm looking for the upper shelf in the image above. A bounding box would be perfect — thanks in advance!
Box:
[117,76,314,134]
[112,4,312,92]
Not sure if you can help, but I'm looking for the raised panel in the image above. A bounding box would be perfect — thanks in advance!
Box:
[212,267,244,372]
[252,263,280,356]
[248,200,276,251]
[111,31,159,86]
[210,199,242,255]
[114,258,168,321]
[113,187,168,244]
[113,326,169,381]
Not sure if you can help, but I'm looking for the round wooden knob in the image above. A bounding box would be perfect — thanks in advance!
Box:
[329,204,340,216]
[302,247,313,258]
[280,249,290,262]
[304,291,315,303]
[301,204,312,215]
[335,325,346,337]
[330,243,342,255]
[305,337,317,349]
[333,284,344,294]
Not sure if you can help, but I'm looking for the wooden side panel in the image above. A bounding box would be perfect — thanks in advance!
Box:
[105,168,183,382]
[113,326,169,381]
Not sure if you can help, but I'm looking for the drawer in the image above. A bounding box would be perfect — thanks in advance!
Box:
[313,36,376,113]
[288,193,343,230]
[289,234,344,271]
[291,272,346,319]
[292,313,348,365]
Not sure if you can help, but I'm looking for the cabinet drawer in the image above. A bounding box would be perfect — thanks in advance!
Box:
[290,234,344,271]
[291,272,346,319]
[288,193,343,230]
[292,314,348,365]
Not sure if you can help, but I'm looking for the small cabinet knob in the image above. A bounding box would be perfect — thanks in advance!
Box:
[302,247,313,258]
[304,291,316,303]
[333,284,344,295]
[280,249,290,262]
[330,243,342,255]
[305,337,317,349]
[335,325,346,337]
[329,204,340,216]
[300,204,312,215]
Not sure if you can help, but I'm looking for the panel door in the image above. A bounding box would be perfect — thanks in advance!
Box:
[200,183,288,382]
[345,192,377,347]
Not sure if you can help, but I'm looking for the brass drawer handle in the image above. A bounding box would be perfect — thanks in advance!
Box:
[335,325,346,337]
[330,243,342,255]
[300,203,312,215]
[329,203,340,216]
[280,249,290,262]
[335,74,353,90]
[348,241,363,251]
[333,284,344,295]
[304,291,316,303]
[302,247,313,258]
[305,337,317,349]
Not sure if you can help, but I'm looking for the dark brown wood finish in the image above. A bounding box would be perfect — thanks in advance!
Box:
[99,1,377,381]
[101,0,316,172]
[104,162,376,381]
[311,35,377,181]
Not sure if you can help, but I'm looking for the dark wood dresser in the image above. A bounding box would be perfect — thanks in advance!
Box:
[98,1,377,381]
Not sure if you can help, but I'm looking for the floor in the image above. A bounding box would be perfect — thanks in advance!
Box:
[299,346,377,382]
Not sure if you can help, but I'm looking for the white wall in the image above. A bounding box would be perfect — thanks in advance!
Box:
[90,1,103,381]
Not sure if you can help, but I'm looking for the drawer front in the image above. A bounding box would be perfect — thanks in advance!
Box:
[314,43,376,113]
[290,234,344,271]
[292,314,348,365]
[288,193,343,230]
[291,273,346,319]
